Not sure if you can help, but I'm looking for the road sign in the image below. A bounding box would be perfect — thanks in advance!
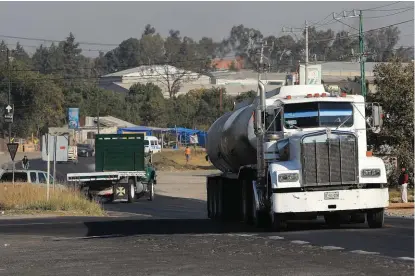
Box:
[4,104,14,123]
[7,143,19,161]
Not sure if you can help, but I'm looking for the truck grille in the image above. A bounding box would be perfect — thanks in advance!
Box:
[302,134,358,186]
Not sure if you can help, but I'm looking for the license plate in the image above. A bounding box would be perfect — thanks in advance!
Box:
[324,191,339,200]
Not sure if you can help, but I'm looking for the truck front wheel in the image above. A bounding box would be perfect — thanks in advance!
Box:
[367,209,384,228]
[324,214,342,228]
[271,213,287,232]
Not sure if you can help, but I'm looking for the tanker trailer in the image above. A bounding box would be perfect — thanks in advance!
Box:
[206,82,389,231]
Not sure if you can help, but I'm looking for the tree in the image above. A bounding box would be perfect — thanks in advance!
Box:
[306,27,334,61]
[367,60,414,171]
[12,42,31,66]
[128,83,167,126]
[143,24,156,36]
[116,38,141,69]
[365,26,400,62]
[328,31,359,61]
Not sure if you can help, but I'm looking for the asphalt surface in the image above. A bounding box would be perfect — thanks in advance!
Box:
[0,156,413,275]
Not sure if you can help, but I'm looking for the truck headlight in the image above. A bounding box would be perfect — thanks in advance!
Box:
[278,173,299,182]
[361,169,381,177]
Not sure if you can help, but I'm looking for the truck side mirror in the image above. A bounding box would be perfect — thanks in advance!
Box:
[371,104,383,132]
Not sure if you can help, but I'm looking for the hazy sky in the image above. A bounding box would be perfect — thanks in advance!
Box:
[0,1,413,57]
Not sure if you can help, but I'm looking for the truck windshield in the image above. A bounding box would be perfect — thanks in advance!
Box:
[284,102,353,129]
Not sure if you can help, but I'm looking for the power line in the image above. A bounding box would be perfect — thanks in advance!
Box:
[365,7,414,18]
[309,19,414,44]
[362,1,402,11]
[0,34,119,47]
[364,5,415,12]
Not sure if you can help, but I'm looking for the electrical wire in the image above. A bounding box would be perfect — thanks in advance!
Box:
[309,19,414,44]
[362,1,402,11]
[365,7,414,19]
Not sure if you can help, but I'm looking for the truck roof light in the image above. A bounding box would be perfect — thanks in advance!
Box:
[321,93,327,97]
[286,95,292,99]
[341,92,347,97]
[306,94,312,98]
[366,151,373,157]
[314,93,320,97]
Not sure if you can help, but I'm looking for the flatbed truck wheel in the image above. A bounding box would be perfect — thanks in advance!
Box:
[127,178,136,203]
[367,208,384,228]
[147,181,154,201]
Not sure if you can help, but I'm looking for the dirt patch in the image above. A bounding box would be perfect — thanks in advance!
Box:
[153,149,215,171]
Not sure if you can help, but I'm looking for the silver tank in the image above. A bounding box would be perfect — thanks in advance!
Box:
[206,103,258,173]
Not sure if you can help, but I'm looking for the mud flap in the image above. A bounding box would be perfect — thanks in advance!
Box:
[113,181,129,201]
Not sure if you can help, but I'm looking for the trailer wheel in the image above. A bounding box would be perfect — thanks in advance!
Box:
[367,209,384,228]
[127,178,136,203]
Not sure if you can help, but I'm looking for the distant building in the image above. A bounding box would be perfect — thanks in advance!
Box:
[99,65,211,97]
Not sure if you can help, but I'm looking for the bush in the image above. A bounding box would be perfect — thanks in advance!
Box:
[0,183,105,216]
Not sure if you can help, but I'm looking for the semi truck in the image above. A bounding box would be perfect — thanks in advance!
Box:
[67,133,157,203]
[205,83,388,231]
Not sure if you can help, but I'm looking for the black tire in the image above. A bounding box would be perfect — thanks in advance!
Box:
[147,181,154,201]
[127,178,136,203]
[350,213,366,224]
[324,213,342,228]
[271,212,287,232]
[242,179,253,224]
[367,209,384,228]
[252,187,269,228]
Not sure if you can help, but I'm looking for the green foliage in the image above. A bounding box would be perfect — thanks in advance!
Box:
[367,60,414,170]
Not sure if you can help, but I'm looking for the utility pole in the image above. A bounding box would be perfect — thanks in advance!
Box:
[305,20,309,85]
[359,10,366,98]
[333,10,366,97]
[282,24,309,84]
[6,48,11,142]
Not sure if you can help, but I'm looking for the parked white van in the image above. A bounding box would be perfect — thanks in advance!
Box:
[144,136,161,153]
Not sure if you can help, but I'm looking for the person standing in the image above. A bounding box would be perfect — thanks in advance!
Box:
[398,167,409,203]
[185,146,191,164]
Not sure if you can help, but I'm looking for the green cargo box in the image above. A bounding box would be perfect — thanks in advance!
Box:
[95,134,145,172]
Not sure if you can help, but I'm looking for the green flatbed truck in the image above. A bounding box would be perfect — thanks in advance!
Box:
[66,133,157,203]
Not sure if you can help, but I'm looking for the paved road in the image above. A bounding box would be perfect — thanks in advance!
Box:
[0,157,413,275]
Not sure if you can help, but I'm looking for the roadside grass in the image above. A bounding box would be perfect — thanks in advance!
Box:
[389,187,414,203]
[0,183,105,216]
[153,148,216,171]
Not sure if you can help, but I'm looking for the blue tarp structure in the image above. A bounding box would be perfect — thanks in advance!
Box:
[117,126,207,147]
[117,126,155,136]
[167,127,207,147]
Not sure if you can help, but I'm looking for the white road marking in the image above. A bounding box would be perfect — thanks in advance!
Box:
[230,233,258,237]
[51,234,123,241]
[322,246,344,250]
[268,236,284,240]
[291,240,310,245]
[350,250,380,255]
[0,221,84,227]
[397,257,415,261]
